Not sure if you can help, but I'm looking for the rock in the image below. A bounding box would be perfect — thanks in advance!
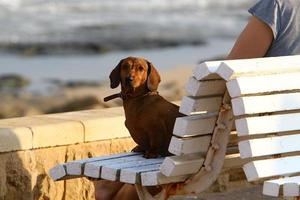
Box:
[0,74,30,90]
[45,96,100,114]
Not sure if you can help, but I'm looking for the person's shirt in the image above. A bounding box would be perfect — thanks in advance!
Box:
[249,0,300,57]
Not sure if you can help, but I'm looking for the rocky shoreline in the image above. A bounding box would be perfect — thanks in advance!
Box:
[0,66,193,119]
[0,39,206,56]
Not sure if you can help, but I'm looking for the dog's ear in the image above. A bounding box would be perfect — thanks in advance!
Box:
[109,59,123,89]
[147,61,161,91]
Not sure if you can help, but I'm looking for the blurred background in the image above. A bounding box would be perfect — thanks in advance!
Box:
[0,0,257,119]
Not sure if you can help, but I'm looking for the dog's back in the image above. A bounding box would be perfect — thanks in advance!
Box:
[123,94,184,157]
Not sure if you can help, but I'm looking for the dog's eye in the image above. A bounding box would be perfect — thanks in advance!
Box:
[138,66,144,71]
[123,64,130,69]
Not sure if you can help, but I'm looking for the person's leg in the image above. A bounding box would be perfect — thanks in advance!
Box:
[113,184,139,200]
[94,180,162,200]
[93,180,124,200]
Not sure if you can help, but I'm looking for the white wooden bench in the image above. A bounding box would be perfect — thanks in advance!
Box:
[49,55,300,199]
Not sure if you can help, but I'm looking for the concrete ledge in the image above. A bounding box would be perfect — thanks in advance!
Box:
[45,109,130,142]
[0,107,130,152]
[0,126,32,152]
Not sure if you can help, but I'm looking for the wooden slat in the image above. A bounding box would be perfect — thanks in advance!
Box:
[284,177,300,197]
[193,61,222,80]
[49,164,66,181]
[84,155,144,178]
[263,178,288,197]
[168,135,211,156]
[217,55,300,81]
[223,153,248,169]
[243,155,300,181]
[119,164,161,184]
[226,72,300,98]
[141,170,189,186]
[160,154,204,177]
[263,176,300,197]
[65,152,138,175]
[239,134,300,158]
[101,158,164,181]
[179,96,222,115]
[224,152,300,169]
[231,92,300,116]
[236,113,300,136]
[185,76,225,97]
[173,114,217,137]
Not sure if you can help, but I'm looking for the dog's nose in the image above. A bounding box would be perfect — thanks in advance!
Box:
[125,76,133,85]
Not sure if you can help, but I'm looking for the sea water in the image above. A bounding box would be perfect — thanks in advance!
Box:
[0,0,257,91]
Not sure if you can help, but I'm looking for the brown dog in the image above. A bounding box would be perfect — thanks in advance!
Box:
[95,57,183,200]
[108,56,184,158]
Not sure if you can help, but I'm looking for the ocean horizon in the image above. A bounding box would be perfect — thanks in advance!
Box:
[0,0,257,92]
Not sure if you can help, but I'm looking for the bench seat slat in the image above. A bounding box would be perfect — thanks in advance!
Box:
[217,55,300,81]
[263,176,300,197]
[232,92,300,116]
[49,164,67,181]
[160,154,204,177]
[168,135,211,156]
[239,134,300,158]
[179,96,222,115]
[244,155,300,181]
[185,77,225,97]
[227,72,300,98]
[141,170,189,186]
[173,114,217,137]
[284,178,300,197]
[120,164,161,184]
[84,155,144,178]
[65,152,139,175]
[101,158,164,181]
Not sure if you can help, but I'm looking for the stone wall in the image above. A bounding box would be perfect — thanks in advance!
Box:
[0,106,250,200]
[0,137,135,200]
[0,107,136,200]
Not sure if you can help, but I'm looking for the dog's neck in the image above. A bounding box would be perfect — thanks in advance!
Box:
[103,89,158,102]
[121,90,158,101]
[122,90,159,118]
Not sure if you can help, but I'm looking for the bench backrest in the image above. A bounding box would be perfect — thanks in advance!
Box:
[161,55,300,197]
[208,55,300,197]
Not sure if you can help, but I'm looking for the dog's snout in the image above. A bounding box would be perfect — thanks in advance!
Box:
[125,76,133,85]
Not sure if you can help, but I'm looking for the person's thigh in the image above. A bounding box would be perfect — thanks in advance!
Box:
[93,180,125,200]
[94,180,161,200]
[113,184,139,200]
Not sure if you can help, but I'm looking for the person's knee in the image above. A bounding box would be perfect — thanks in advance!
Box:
[113,184,139,200]
[93,180,124,200]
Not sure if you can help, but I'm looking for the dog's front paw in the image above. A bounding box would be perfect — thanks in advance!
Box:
[131,145,145,153]
[143,152,159,159]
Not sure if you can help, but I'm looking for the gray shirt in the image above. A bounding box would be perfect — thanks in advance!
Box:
[249,0,300,57]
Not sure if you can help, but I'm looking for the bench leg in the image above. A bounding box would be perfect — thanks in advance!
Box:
[175,92,234,195]
[135,184,166,200]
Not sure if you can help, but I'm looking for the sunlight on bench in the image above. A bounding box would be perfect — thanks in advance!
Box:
[50,55,300,199]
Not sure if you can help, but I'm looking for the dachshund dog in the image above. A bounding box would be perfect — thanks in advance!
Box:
[96,57,183,200]
[107,56,184,158]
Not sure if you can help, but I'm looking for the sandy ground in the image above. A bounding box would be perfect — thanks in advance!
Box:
[170,185,283,200]
[200,186,283,200]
